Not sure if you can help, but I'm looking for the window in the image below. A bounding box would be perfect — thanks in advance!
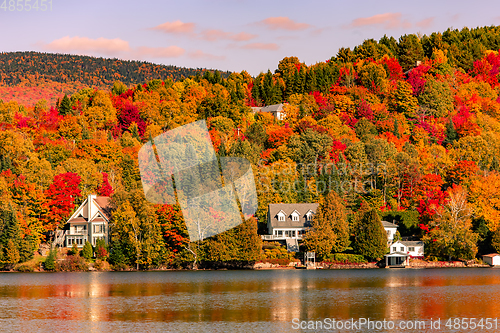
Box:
[392,247,396,252]
[276,230,283,237]
[94,224,104,233]
[67,238,73,245]
[292,214,299,222]
[408,247,415,252]
[278,213,285,222]
[400,247,404,252]
[386,230,391,237]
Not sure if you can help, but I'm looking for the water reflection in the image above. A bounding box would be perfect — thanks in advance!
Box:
[1,269,500,332]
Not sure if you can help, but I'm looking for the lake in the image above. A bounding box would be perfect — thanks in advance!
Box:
[1,268,500,332]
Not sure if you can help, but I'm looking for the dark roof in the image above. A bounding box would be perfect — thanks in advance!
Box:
[268,203,318,228]
[260,104,284,113]
[382,221,398,228]
[400,241,424,247]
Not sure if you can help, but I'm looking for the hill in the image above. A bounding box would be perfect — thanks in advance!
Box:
[0,51,228,86]
[0,52,229,106]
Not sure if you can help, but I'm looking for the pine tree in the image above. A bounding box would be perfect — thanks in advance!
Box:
[444,118,458,146]
[82,241,93,260]
[58,94,72,116]
[393,119,401,139]
[303,191,350,260]
[353,209,387,261]
[44,249,57,271]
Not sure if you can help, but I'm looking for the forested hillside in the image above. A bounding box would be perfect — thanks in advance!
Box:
[0,52,228,107]
[1,25,500,270]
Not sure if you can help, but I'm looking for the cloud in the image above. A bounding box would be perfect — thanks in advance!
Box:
[416,17,434,29]
[151,20,195,34]
[200,29,257,42]
[348,13,410,29]
[135,46,185,58]
[258,17,311,31]
[242,42,279,51]
[44,36,130,55]
[189,50,225,61]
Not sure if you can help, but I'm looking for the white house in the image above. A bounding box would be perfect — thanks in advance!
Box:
[390,240,424,258]
[64,194,111,248]
[385,240,424,267]
[251,103,286,120]
[382,221,398,245]
[262,203,318,252]
[482,253,500,266]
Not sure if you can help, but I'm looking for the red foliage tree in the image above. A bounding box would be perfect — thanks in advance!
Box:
[43,172,82,232]
[97,172,114,196]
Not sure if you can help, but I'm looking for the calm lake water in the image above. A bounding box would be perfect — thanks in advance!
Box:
[1,268,500,332]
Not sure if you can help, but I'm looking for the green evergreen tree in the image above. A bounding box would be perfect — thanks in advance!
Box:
[393,119,401,139]
[44,249,57,271]
[82,241,93,260]
[444,118,458,146]
[4,239,20,266]
[303,191,350,260]
[58,94,72,116]
[353,209,387,261]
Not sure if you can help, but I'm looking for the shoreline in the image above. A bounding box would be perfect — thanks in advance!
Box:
[2,262,490,273]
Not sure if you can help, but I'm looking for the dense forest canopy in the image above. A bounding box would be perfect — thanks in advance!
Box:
[2,25,500,269]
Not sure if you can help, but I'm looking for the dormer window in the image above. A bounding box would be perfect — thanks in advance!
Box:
[305,210,314,222]
[291,210,300,222]
[277,211,286,222]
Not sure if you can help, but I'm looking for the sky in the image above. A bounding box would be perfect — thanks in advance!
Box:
[1,0,500,76]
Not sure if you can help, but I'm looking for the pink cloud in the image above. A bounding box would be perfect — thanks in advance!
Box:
[259,17,311,31]
[189,50,225,61]
[231,32,257,41]
[44,36,130,55]
[151,20,195,34]
[242,43,279,51]
[348,13,410,29]
[196,29,258,42]
[135,46,185,58]
[416,17,434,29]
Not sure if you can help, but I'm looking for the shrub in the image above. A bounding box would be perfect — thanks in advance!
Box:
[16,264,34,272]
[324,253,367,264]
[82,241,93,260]
[44,249,57,271]
[57,255,88,271]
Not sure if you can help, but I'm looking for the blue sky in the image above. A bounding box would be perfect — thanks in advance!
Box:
[1,0,499,76]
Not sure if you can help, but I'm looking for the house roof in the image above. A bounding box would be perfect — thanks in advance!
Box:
[483,253,500,258]
[400,241,424,247]
[382,221,398,228]
[260,104,284,113]
[93,197,111,219]
[385,252,409,257]
[269,203,318,228]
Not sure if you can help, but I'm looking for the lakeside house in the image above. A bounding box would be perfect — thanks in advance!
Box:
[251,103,286,120]
[385,240,425,267]
[382,221,398,245]
[482,253,500,266]
[62,194,111,248]
[262,203,318,252]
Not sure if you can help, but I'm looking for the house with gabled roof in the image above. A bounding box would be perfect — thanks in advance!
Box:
[262,203,318,252]
[382,221,399,245]
[385,240,425,267]
[251,103,286,120]
[64,194,111,248]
